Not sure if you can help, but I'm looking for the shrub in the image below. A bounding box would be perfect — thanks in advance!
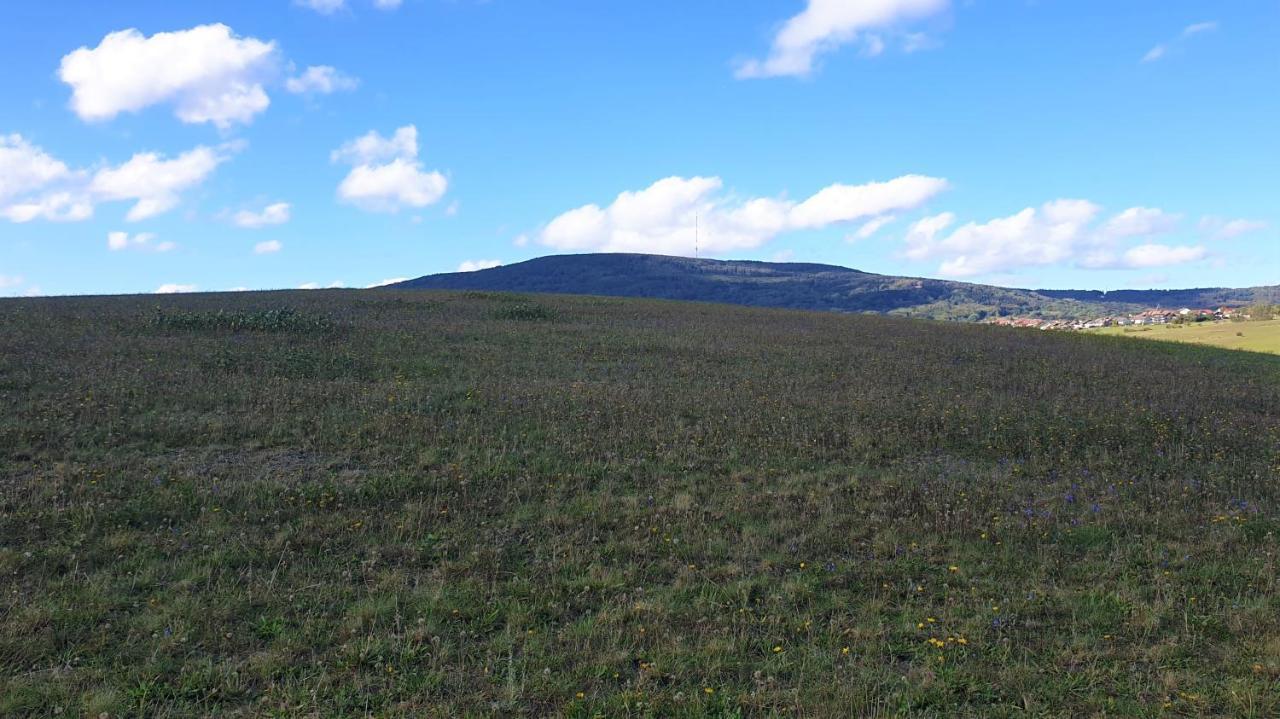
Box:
[489,302,558,321]
[145,307,335,334]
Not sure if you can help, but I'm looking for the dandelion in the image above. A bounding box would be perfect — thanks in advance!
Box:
[703,687,715,695]
[948,565,959,573]
[772,645,783,654]
[841,646,850,655]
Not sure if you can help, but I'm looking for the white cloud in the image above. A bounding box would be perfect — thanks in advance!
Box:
[850,214,896,241]
[366,277,409,287]
[1118,243,1207,269]
[285,65,358,94]
[904,200,1101,277]
[90,146,226,221]
[905,202,1217,276]
[458,260,502,272]
[253,240,283,254]
[0,275,42,297]
[297,0,347,13]
[1142,21,1218,63]
[2,192,94,223]
[0,135,93,221]
[107,231,173,252]
[736,0,949,78]
[790,176,948,228]
[1099,206,1180,239]
[1199,216,1267,240]
[155,283,197,294]
[2,137,227,223]
[233,202,291,228]
[59,24,276,128]
[331,125,419,164]
[0,134,73,201]
[332,125,447,212]
[298,0,401,13]
[1141,45,1167,63]
[538,174,947,255]
[298,280,346,289]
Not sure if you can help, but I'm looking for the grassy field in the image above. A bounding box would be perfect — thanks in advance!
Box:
[1088,319,1280,355]
[2,291,1278,717]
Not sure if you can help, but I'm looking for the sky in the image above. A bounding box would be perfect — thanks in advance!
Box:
[0,0,1277,297]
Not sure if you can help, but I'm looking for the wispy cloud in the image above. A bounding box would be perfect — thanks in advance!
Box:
[1142,21,1218,63]
[736,0,950,79]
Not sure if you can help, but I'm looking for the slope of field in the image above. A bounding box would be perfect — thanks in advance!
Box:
[393,253,1280,322]
[1089,319,1280,355]
[2,291,1278,717]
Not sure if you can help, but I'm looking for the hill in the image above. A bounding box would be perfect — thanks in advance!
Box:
[392,253,1280,321]
[2,290,1278,716]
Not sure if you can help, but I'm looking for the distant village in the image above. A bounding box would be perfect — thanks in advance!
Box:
[988,306,1243,331]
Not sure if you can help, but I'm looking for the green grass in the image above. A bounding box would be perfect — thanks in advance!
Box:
[1089,319,1280,355]
[2,290,1278,717]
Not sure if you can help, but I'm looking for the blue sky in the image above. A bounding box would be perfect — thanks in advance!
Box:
[0,0,1276,296]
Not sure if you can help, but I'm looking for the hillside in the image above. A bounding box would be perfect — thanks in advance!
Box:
[2,290,1278,717]
[392,253,1280,321]
[1088,318,1280,355]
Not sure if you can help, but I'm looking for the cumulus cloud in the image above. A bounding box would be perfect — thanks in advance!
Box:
[298,280,346,289]
[1117,243,1207,269]
[906,201,1104,276]
[0,135,92,221]
[332,125,447,212]
[458,260,502,272]
[736,0,949,78]
[366,277,409,287]
[538,174,947,255]
[233,202,291,228]
[331,125,419,164]
[59,24,276,128]
[1142,21,1218,63]
[285,65,358,94]
[0,134,73,201]
[1099,206,1181,239]
[2,192,94,223]
[905,202,1211,277]
[107,231,174,252]
[2,134,227,223]
[155,283,197,294]
[253,240,283,254]
[90,146,226,221]
[1199,216,1267,241]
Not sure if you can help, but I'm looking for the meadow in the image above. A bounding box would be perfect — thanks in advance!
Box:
[1,290,1278,717]
[1088,319,1280,356]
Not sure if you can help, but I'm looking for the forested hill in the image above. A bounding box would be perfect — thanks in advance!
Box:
[391,253,1278,321]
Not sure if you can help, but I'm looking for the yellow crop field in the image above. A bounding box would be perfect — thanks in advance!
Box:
[1089,318,1280,355]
